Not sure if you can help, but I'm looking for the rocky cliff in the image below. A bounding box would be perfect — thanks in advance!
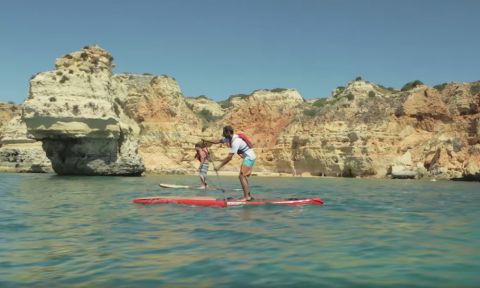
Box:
[22,45,144,175]
[123,85,305,174]
[117,73,205,173]
[271,80,480,180]
[0,114,52,173]
[0,102,17,129]
[3,46,479,180]
[209,89,305,173]
[185,96,225,118]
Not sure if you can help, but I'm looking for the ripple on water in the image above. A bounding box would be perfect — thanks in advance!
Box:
[0,174,479,287]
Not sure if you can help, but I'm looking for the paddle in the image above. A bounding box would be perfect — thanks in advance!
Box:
[206,147,227,202]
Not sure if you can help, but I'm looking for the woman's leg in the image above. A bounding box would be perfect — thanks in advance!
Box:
[239,173,251,200]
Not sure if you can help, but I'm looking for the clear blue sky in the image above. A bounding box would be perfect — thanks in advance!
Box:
[1,0,479,103]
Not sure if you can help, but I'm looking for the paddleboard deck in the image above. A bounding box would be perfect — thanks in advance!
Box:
[133,196,324,207]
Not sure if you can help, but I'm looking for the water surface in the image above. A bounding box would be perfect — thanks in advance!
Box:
[0,173,479,287]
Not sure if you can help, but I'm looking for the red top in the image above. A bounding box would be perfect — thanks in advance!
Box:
[195,148,209,162]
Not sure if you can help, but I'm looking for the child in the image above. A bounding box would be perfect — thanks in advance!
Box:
[194,142,210,189]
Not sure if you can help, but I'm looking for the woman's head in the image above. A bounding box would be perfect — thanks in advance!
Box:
[222,125,234,139]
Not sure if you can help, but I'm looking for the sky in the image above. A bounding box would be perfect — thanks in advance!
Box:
[0,0,479,103]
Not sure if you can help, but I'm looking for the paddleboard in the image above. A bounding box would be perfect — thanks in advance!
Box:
[159,183,242,191]
[133,196,324,207]
[159,183,194,189]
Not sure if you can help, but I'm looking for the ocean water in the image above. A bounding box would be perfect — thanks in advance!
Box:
[0,173,479,287]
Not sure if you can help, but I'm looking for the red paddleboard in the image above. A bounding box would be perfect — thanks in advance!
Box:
[132,196,324,207]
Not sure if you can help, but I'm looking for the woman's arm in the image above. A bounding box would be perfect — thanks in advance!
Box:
[202,138,224,145]
[215,153,234,171]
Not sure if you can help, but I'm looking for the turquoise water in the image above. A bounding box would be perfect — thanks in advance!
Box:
[0,173,479,287]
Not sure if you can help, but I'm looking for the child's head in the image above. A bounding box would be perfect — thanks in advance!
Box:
[195,142,205,150]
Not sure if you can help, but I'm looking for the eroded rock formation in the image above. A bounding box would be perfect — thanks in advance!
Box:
[0,102,18,128]
[272,80,480,180]
[0,114,52,173]
[22,45,144,175]
[117,73,204,173]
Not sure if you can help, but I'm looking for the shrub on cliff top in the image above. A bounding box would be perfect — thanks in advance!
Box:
[433,82,448,92]
[368,91,376,98]
[303,109,317,117]
[333,86,346,98]
[197,109,220,122]
[470,83,480,95]
[185,101,194,111]
[355,76,362,81]
[59,75,69,84]
[270,88,288,93]
[219,94,249,109]
[378,84,397,92]
[313,98,328,107]
[401,80,424,91]
[219,101,231,109]
[30,72,40,80]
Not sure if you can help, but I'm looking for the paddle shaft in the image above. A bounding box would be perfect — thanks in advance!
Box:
[208,149,227,202]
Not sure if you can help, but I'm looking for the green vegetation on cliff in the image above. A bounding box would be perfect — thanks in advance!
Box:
[219,94,250,109]
[401,80,424,91]
[433,82,448,92]
[313,98,328,107]
[470,83,480,95]
[197,109,220,122]
[303,109,317,117]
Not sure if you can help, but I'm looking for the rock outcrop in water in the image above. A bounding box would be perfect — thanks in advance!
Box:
[22,45,144,175]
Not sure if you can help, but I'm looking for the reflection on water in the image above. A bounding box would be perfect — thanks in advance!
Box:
[0,173,479,287]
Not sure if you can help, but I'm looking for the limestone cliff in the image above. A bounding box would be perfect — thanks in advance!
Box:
[210,89,305,173]
[117,73,205,173]
[22,45,144,175]
[271,80,480,180]
[221,89,304,147]
[3,45,479,181]
[0,102,18,129]
[124,86,305,174]
[185,96,225,118]
[0,114,52,173]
